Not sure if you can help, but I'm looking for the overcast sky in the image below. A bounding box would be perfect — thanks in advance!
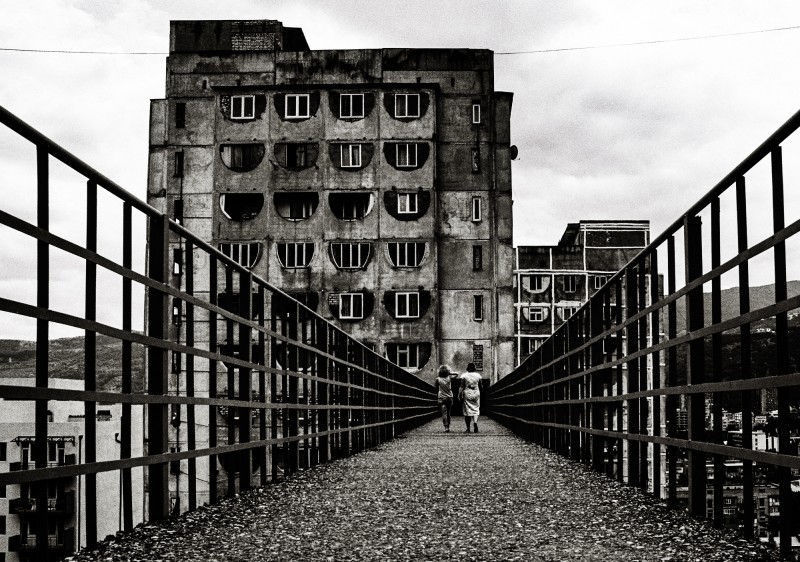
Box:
[2,0,800,339]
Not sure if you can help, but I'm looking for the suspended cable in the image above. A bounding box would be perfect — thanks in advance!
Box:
[497,24,800,55]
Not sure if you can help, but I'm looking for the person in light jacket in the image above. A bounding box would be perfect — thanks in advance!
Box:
[459,362,482,433]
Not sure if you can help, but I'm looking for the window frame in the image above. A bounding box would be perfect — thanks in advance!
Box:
[340,144,362,168]
[471,196,482,222]
[472,245,483,271]
[396,143,418,168]
[593,275,608,289]
[391,343,418,369]
[528,275,543,292]
[231,95,256,120]
[397,192,419,214]
[338,293,364,320]
[218,242,261,269]
[330,242,371,270]
[387,242,425,268]
[527,307,545,323]
[473,294,484,321]
[472,103,481,124]
[277,242,314,269]
[285,93,311,119]
[394,93,420,118]
[563,275,577,293]
[340,93,365,119]
[395,292,421,319]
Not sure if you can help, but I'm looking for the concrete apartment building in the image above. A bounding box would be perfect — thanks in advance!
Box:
[513,220,650,366]
[147,19,515,381]
[0,379,144,561]
[146,18,515,513]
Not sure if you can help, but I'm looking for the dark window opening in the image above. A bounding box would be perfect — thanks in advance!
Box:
[174,199,184,225]
[0,442,6,462]
[329,192,374,221]
[217,291,264,319]
[274,192,319,221]
[384,342,431,371]
[276,242,315,269]
[471,148,480,173]
[383,142,430,170]
[339,293,364,320]
[387,242,425,267]
[395,292,420,319]
[330,242,371,270]
[219,193,264,221]
[395,94,420,118]
[473,246,483,271]
[473,295,484,321]
[172,297,182,326]
[172,248,182,276]
[285,93,310,119]
[231,95,255,120]
[175,102,186,129]
[340,93,364,118]
[563,275,577,293]
[274,143,318,171]
[174,151,184,178]
[219,242,261,269]
[220,144,265,172]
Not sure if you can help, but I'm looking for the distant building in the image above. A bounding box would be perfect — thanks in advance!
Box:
[513,220,650,365]
[0,379,144,560]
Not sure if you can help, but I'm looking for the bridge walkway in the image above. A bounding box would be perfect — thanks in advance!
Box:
[67,419,777,562]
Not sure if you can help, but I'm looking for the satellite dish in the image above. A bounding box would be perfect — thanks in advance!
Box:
[509,145,519,160]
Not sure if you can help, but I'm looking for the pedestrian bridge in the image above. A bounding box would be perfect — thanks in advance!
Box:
[0,104,798,561]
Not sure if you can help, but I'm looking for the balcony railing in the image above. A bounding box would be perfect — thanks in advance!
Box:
[488,108,800,558]
[0,105,436,556]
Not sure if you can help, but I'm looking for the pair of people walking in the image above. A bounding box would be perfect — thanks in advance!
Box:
[435,362,482,433]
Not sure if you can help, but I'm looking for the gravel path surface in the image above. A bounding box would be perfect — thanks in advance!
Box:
[67,419,779,561]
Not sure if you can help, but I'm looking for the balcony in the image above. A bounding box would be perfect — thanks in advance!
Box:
[9,490,76,516]
[8,454,77,471]
[8,527,75,552]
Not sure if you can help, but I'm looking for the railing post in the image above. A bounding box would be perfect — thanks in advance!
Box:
[625,267,640,487]
[147,213,170,521]
[684,214,706,518]
[84,179,98,547]
[238,270,252,492]
[771,147,792,560]
[34,144,49,560]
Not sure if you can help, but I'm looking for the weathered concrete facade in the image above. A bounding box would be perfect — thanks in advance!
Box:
[514,220,650,366]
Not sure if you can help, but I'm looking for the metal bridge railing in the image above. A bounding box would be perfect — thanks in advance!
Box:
[0,106,436,558]
[488,110,800,558]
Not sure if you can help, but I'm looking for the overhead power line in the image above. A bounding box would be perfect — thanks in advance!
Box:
[496,24,800,55]
[0,24,797,56]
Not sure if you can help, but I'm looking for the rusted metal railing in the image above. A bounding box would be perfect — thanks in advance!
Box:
[0,106,435,559]
[488,110,800,558]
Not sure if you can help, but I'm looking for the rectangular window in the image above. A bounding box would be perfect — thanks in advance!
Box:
[340,144,362,168]
[472,103,481,124]
[527,307,544,322]
[396,143,418,167]
[395,93,420,118]
[527,275,543,291]
[285,144,307,168]
[390,343,418,368]
[172,248,182,276]
[396,292,420,319]
[231,95,255,119]
[387,242,425,267]
[563,275,577,293]
[174,151,184,178]
[471,196,482,222]
[339,293,364,320]
[471,147,480,173]
[472,245,483,271]
[340,93,364,118]
[0,485,5,499]
[0,442,5,462]
[285,93,310,118]
[473,295,484,321]
[277,242,314,268]
[174,199,184,224]
[219,242,261,269]
[175,102,186,128]
[47,442,65,465]
[331,242,370,269]
[397,193,418,214]
[593,275,608,289]
[289,198,313,220]
[0,515,5,535]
